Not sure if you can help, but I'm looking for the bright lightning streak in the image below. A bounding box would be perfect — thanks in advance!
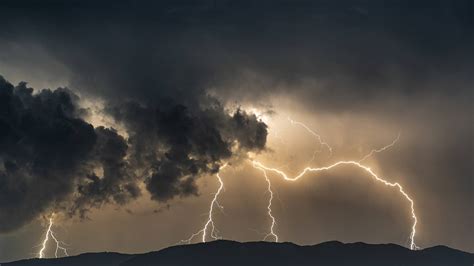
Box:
[256,167,278,242]
[254,118,334,243]
[180,164,227,244]
[358,132,400,162]
[38,214,68,258]
[252,160,419,250]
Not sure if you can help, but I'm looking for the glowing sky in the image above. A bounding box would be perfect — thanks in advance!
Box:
[0,1,472,262]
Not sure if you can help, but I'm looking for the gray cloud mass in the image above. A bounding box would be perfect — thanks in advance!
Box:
[0,75,267,233]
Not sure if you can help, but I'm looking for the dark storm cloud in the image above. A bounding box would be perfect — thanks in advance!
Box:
[1,0,472,111]
[0,0,474,112]
[108,101,267,201]
[0,73,267,232]
[0,76,94,232]
[0,76,145,232]
[0,1,281,231]
[71,126,141,218]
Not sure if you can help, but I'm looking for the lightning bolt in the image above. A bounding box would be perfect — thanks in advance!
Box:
[180,164,227,244]
[253,119,418,250]
[255,118,334,243]
[252,160,419,250]
[38,213,69,258]
[256,166,278,242]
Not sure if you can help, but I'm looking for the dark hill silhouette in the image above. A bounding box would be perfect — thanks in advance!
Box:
[3,252,132,266]
[4,240,473,266]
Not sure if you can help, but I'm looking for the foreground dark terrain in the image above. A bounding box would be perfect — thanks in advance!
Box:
[4,240,472,266]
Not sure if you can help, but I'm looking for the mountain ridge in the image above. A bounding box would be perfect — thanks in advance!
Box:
[4,240,472,266]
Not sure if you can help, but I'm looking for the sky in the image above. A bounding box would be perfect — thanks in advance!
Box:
[0,0,473,262]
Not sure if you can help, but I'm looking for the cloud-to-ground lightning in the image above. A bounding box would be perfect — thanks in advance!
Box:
[252,160,419,250]
[180,164,228,244]
[257,167,278,242]
[255,118,334,243]
[38,213,69,258]
[252,118,418,250]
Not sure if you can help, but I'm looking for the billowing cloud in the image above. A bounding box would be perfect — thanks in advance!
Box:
[0,76,267,232]
[0,77,92,231]
[0,76,142,231]
[71,126,140,218]
[108,100,267,201]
